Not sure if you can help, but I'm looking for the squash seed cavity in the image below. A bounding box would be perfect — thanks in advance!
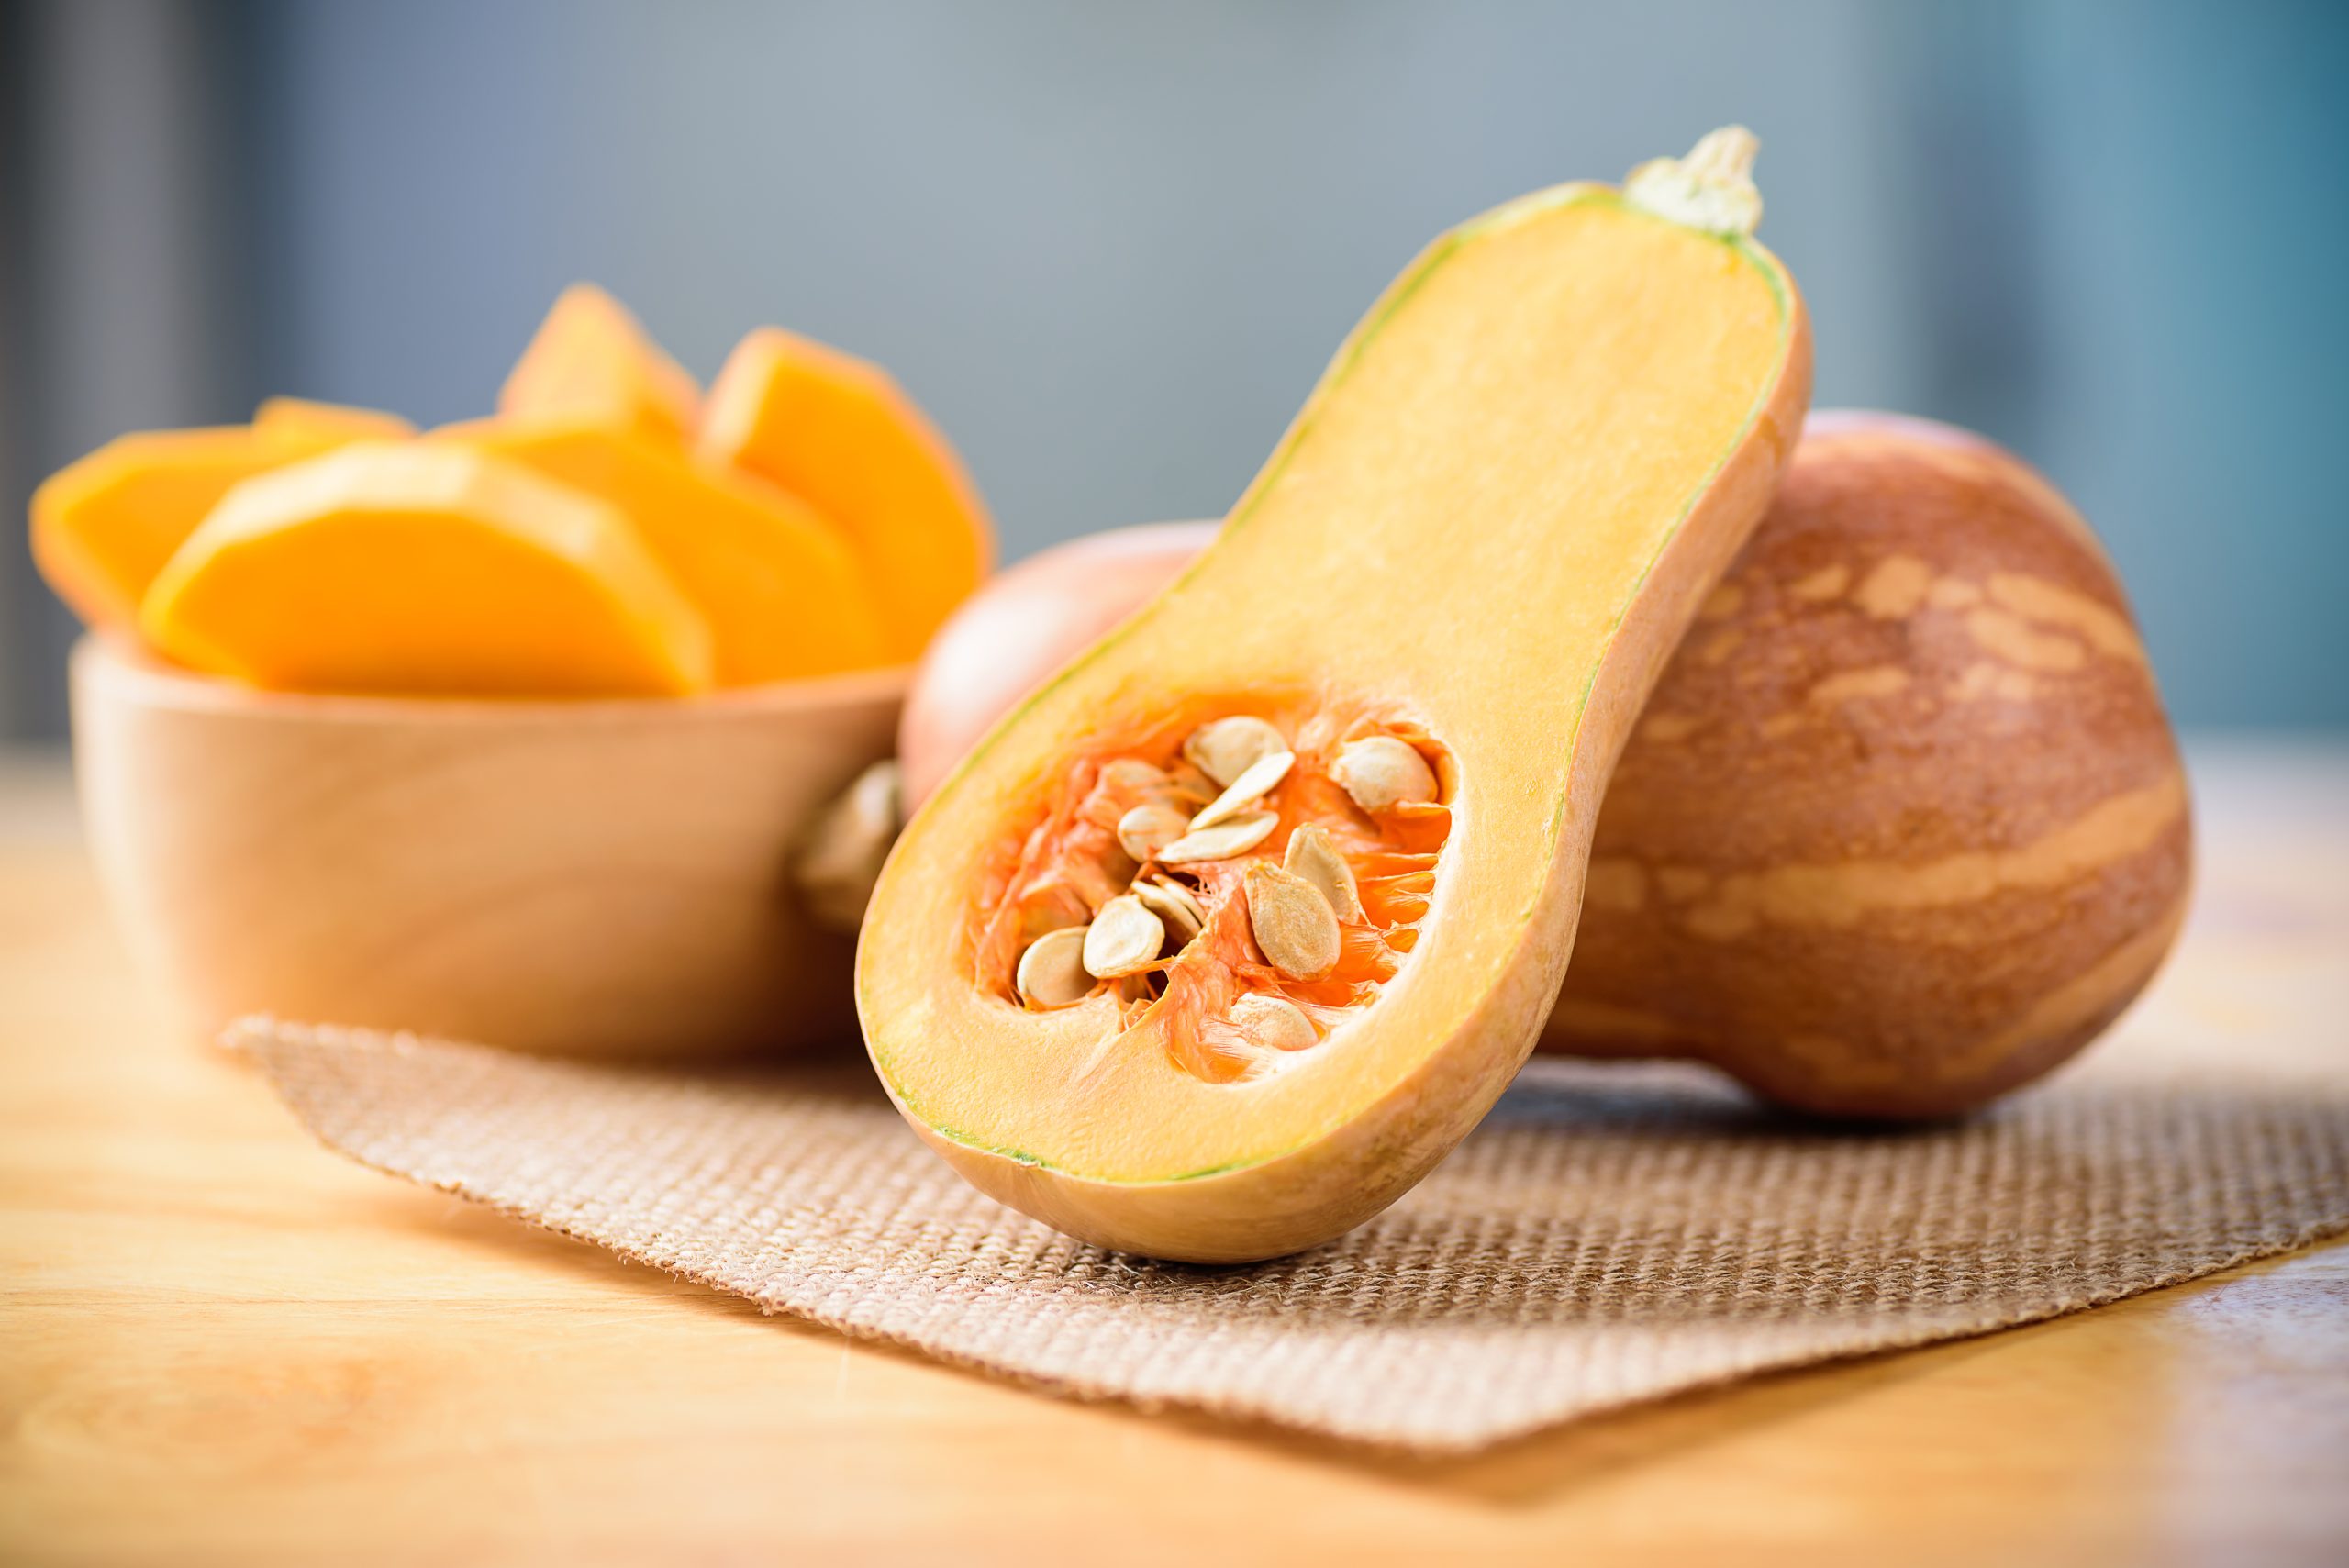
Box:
[982,710,1451,1083]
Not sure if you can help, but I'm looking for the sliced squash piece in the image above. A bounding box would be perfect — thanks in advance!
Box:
[698,327,992,661]
[253,396,416,445]
[498,284,700,443]
[449,419,885,684]
[31,427,341,629]
[140,441,714,697]
[856,129,1812,1262]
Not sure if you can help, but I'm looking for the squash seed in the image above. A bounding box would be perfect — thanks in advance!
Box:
[1188,749,1294,831]
[1131,876,1205,942]
[1015,926,1093,1009]
[1231,993,1316,1051]
[1282,822,1363,921]
[1182,716,1287,788]
[1243,862,1341,980]
[1082,895,1165,979]
[1117,802,1190,862]
[1157,810,1278,864]
[1330,735,1438,815]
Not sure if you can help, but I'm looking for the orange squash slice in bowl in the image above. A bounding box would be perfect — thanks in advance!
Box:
[140,441,713,697]
[498,283,701,443]
[700,327,992,662]
[449,420,885,684]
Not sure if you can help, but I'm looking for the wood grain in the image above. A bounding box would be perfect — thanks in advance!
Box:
[70,639,903,1059]
[3,743,2345,1565]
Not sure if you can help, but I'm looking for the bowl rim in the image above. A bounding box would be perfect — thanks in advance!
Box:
[70,633,911,728]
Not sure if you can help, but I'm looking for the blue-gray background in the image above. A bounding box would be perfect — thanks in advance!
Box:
[4,0,2343,736]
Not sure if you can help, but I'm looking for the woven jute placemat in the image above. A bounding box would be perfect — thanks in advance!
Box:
[236,952,2349,1451]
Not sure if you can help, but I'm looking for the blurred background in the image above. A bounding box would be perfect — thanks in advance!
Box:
[1,0,2343,740]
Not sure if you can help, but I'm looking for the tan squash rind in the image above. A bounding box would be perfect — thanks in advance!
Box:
[1542,411,2191,1116]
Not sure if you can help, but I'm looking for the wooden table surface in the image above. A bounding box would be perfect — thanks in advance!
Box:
[4,741,2345,1566]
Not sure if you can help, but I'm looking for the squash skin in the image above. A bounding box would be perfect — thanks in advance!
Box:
[862,183,1812,1262]
[1540,411,2191,1117]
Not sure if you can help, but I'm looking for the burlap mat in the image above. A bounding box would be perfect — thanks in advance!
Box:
[235,975,2349,1451]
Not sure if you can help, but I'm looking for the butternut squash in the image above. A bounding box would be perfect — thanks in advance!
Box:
[252,396,416,445]
[699,327,992,661]
[448,420,885,684]
[498,284,700,443]
[32,426,342,629]
[140,442,713,697]
[856,130,1811,1262]
[1542,411,2190,1116]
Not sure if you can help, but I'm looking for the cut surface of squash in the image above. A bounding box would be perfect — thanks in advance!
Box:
[140,442,713,697]
[498,284,700,444]
[448,420,885,684]
[31,427,340,628]
[699,327,991,661]
[253,396,416,446]
[858,133,1810,1262]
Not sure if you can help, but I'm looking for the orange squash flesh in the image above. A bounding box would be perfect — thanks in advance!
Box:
[30,427,342,628]
[498,284,701,444]
[698,327,992,661]
[140,442,714,697]
[252,396,416,445]
[858,139,1811,1262]
[446,420,885,684]
[972,702,1452,1083]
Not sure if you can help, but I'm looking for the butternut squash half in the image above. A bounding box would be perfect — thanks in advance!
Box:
[857,131,1812,1262]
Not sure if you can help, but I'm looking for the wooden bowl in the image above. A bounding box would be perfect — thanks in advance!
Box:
[70,636,905,1059]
